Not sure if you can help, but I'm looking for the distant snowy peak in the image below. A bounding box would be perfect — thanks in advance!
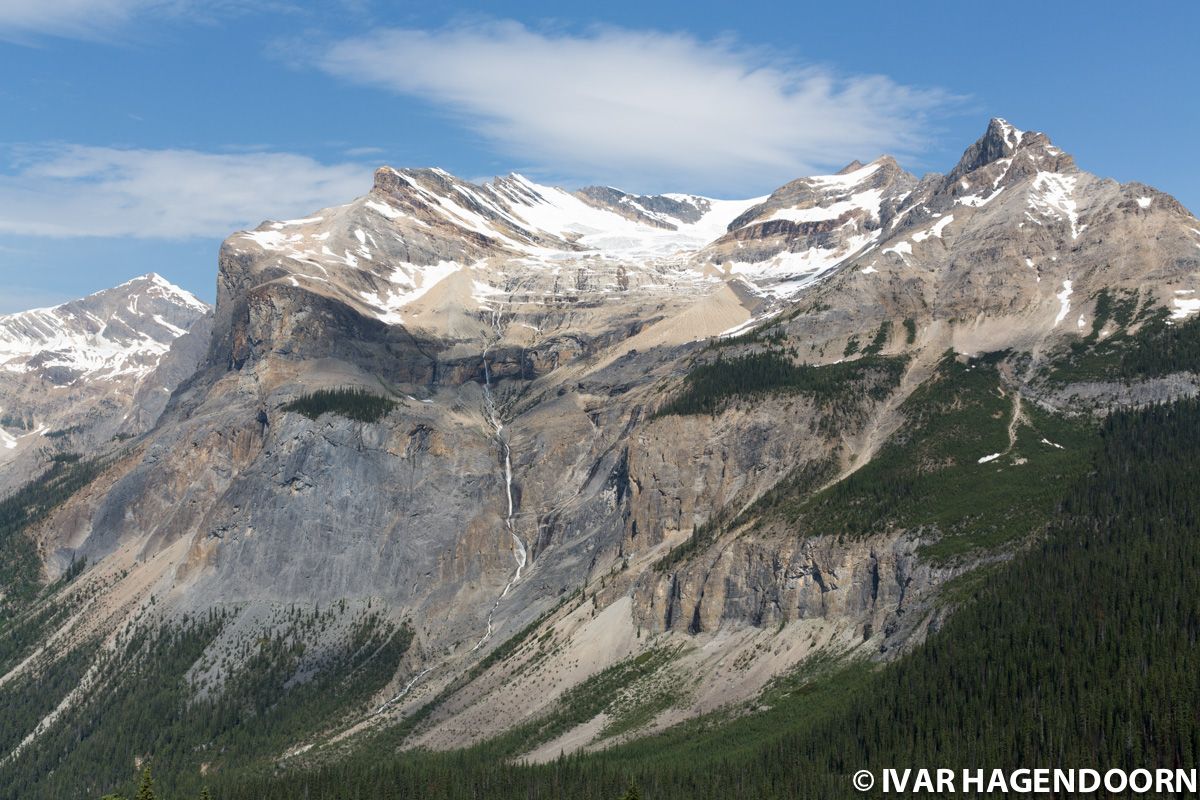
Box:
[0,273,209,384]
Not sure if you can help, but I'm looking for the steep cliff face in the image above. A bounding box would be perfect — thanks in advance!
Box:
[6,120,1200,774]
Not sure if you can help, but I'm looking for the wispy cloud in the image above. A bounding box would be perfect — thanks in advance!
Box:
[343,145,387,158]
[317,21,955,193]
[0,0,157,40]
[0,0,259,42]
[0,145,371,238]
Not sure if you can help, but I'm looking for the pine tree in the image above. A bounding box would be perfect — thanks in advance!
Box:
[134,766,156,800]
[620,779,643,800]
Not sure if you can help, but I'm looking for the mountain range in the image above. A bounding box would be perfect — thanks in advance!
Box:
[2,118,1199,799]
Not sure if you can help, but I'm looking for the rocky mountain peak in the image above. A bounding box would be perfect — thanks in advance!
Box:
[953,117,1024,174]
[372,165,452,195]
[948,118,1075,184]
[900,118,1081,217]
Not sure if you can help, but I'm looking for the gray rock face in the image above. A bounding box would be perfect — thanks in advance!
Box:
[13,119,1200,755]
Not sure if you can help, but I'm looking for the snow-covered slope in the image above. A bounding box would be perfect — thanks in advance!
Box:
[701,156,917,296]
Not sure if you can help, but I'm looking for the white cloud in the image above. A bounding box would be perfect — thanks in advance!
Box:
[0,0,256,42]
[0,145,371,238]
[0,0,154,39]
[318,21,953,193]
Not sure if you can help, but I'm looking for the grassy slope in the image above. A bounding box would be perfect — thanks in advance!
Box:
[785,351,1097,560]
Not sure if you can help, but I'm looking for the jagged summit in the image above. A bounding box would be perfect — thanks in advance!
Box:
[947,117,1075,186]
[951,117,1027,175]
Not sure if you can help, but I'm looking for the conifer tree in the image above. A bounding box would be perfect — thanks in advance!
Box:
[134,766,156,800]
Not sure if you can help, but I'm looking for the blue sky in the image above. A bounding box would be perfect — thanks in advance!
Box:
[1,1,1196,312]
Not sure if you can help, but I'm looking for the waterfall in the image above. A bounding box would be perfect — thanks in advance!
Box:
[472,327,529,652]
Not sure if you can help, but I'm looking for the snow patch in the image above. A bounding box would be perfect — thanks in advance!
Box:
[806,161,882,188]
[358,261,464,325]
[957,187,1004,208]
[765,188,884,225]
[912,215,954,242]
[995,118,1025,149]
[1054,280,1073,326]
[719,310,782,339]
[1029,172,1085,240]
[273,216,323,228]
[728,231,876,297]
[1170,297,1200,320]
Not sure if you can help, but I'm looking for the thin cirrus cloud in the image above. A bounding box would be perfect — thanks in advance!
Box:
[0,145,372,239]
[318,21,955,193]
[0,0,256,42]
[0,0,185,40]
